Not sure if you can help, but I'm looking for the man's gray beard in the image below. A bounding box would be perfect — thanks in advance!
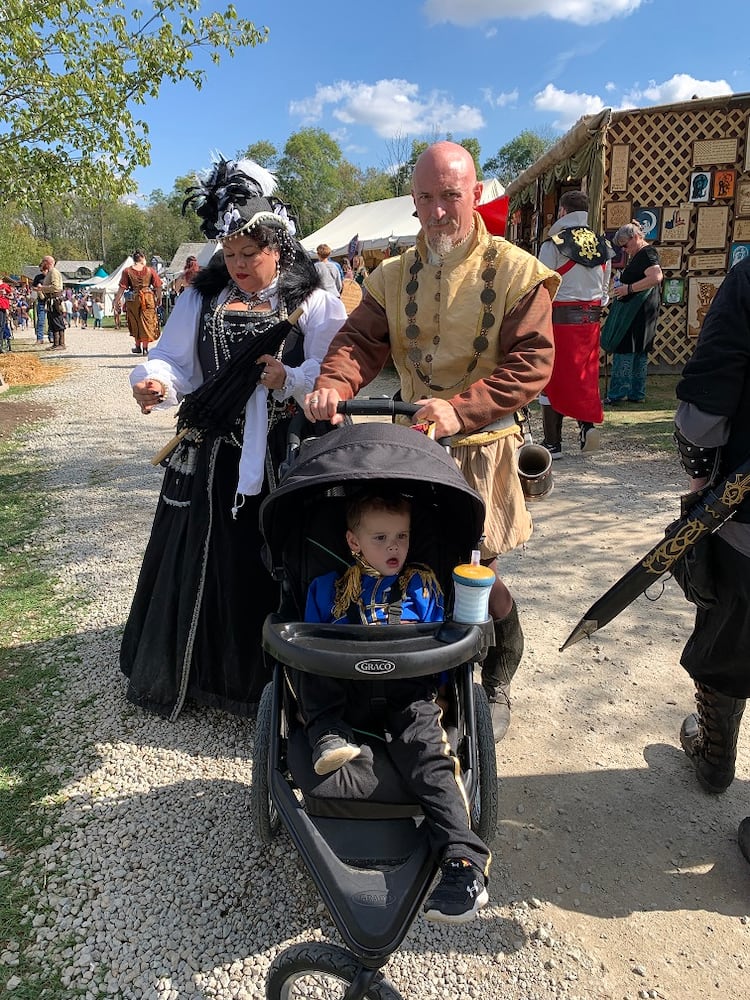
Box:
[427,233,455,258]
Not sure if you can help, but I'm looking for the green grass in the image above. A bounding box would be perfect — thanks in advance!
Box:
[0,436,76,998]
[598,373,681,453]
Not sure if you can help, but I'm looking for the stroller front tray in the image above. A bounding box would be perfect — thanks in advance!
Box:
[262,616,492,679]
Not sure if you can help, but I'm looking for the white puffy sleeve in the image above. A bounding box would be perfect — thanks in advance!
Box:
[128,288,211,407]
[273,288,347,404]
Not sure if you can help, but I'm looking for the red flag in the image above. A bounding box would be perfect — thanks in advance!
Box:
[476,195,509,237]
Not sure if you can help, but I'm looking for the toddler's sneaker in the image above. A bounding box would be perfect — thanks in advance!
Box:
[423,859,488,923]
[312,733,361,775]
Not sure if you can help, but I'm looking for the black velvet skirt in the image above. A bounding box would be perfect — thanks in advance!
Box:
[120,433,279,720]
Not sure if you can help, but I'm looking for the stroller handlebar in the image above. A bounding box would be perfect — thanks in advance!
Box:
[336,398,420,419]
[336,399,451,448]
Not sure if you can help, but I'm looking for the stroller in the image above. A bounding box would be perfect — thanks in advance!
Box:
[253,401,499,1000]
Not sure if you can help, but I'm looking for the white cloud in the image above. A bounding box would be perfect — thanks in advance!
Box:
[482,88,519,109]
[621,73,732,107]
[423,0,642,27]
[289,79,485,139]
[533,83,605,130]
[533,75,734,133]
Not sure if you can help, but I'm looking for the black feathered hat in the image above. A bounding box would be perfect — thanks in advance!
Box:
[182,156,296,241]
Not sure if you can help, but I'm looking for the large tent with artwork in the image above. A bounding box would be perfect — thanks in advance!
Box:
[300,179,506,261]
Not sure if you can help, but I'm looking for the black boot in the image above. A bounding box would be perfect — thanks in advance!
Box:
[481,601,524,742]
[131,344,142,355]
[739,817,750,864]
[540,404,564,459]
[680,681,746,793]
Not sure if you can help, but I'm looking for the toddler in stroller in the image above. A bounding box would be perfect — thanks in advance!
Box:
[254,410,499,997]
[293,489,491,923]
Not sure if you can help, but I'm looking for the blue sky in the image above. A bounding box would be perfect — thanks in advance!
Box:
[132,0,750,199]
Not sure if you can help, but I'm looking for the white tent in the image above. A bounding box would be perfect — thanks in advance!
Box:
[300,179,505,258]
[78,257,133,316]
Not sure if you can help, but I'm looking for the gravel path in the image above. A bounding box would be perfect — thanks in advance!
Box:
[5,328,750,999]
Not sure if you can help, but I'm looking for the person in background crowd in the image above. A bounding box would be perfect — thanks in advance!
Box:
[537,190,613,458]
[120,157,346,721]
[314,243,343,295]
[602,221,662,404]
[174,255,200,295]
[63,292,73,331]
[669,257,750,867]
[114,250,163,356]
[352,254,368,286]
[38,255,67,350]
[0,281,12,352]
[305,141,559,742]
[92,298,104,328]
[31,268,47,344]
[79,294,90,329]
[113,296,123,329]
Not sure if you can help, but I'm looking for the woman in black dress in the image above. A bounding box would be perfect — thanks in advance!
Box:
[604,221,663,403]
[121,158,346,721]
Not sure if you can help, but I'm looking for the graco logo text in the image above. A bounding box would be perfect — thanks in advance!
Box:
[354,659,396,674]
[354,890,389,906]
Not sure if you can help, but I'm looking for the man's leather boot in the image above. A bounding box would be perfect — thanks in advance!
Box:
[680,681,746,793]
[481,601,524,742]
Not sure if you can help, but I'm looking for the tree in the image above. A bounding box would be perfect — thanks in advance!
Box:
[0,207,50,276]
[0,1,268,206]
[276,129,346,235]
[242,141,280,173]
[482,130,556,186]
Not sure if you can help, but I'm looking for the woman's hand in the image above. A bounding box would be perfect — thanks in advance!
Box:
[257,353,287,391]
[133,378,165,414]
[613,283,630,300]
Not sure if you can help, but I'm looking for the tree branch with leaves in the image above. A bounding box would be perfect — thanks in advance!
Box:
[0,0,268,207]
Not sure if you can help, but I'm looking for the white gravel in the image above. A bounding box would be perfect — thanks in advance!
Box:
[5,327,750,1000]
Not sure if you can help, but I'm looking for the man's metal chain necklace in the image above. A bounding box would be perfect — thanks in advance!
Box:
[404,245,499,392]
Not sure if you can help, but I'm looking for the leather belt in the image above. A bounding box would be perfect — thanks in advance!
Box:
[553,303,602,324]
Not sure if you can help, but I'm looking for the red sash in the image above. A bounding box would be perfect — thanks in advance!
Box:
[545,298,604,424]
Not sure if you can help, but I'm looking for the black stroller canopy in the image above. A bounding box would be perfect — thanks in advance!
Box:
[259,421,486,564]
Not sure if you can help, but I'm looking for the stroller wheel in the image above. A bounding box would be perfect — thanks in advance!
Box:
[251,682,281,845]
[470,683,499,844]
[266,942,401,999]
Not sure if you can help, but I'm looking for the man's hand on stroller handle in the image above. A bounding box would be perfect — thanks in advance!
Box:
[412,397,461,438]
[304,389,461,438]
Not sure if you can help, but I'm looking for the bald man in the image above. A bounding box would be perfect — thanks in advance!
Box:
[38,255,66,350]
[305,141,559,742]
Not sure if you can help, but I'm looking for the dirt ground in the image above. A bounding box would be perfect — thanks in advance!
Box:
[4,343,750,998]
[0,351,62,438]
[493,418,750,999]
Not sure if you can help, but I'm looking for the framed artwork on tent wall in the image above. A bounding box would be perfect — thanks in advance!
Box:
[662,277,685,305]
[605,200,632,231]
[688,276,724,338]
[713,170,736,199]
[689,171,712,203]
[661,205,691,242]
